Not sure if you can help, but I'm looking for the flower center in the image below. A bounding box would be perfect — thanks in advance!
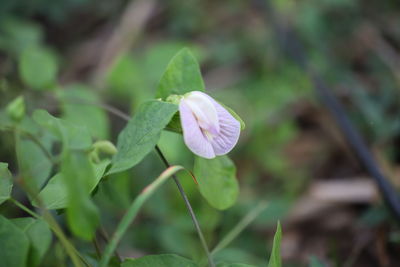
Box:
[182,91,220,139]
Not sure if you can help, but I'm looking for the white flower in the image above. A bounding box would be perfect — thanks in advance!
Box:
[179,91,241,159]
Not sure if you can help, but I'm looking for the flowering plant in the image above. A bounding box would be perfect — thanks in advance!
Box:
[0,48,281,267]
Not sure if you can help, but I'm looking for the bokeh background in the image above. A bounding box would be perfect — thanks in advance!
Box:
[1,0,400,266]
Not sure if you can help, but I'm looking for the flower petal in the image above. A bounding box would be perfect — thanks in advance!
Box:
[201,93,240,155]
[179,101,215,159]
[183,91,220,135]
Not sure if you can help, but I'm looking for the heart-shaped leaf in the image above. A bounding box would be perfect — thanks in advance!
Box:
[194,156,239,210]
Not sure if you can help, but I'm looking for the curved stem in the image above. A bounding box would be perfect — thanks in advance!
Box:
[155,146,215,267]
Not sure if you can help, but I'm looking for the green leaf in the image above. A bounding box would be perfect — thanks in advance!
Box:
[156,48,205,100]
[59,84,110,139]
[165,112,182,133]
[12,218,52,267]
[15,134,52,189]
[193,156,239,210]
[121,254,198,267]
[32,109,62,138]
[0,215,30,267]
[33,109,92,150]
[267,222,282,267]
[37,159,110,209]
[108,100,178,174]
[62,151,99,240]
[19,46,57,90]
[0,163,13,205]
[0,17,43,54]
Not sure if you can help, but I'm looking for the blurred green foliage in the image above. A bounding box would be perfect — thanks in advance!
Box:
[1,0,400,266]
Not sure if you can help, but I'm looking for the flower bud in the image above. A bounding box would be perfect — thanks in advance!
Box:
[6,96,25,122]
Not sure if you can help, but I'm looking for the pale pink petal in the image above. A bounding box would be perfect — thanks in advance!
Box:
[200,93,240,155]
[183,91,220,135]
[179,101,215,159]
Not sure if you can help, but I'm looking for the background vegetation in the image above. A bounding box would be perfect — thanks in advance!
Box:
[1,0,400,266]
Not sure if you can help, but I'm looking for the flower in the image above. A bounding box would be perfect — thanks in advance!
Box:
[179,91,240,159]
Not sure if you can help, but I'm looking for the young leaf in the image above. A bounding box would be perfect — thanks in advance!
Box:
[19,46,57,90]
[59,84,110,139]
[6,96,25,121]
[0,163,13,205]
[62,151,99,240]
[121,254,197,267]
[156,48,205,100]
[108,100,178,174]
[36,159,110,209]
[267,222,282,267]
[12,218,52,267]
[193,155,239,210]
[32,109,62,138]
[0,215,30,267]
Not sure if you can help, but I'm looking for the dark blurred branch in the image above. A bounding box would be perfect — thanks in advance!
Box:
[92,0,156,87]
[254,0,400,221]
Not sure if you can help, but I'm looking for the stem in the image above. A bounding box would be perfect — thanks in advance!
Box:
[43,211,91,267]
[155,146,215,267]
[99,227,122,262]
[10,198,41,219]
[93,237,102,259]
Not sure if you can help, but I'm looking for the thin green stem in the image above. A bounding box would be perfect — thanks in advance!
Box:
[155,146,215,267]
[43,211,91,267]
[10,198,41,219]
[211,201,268,255]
